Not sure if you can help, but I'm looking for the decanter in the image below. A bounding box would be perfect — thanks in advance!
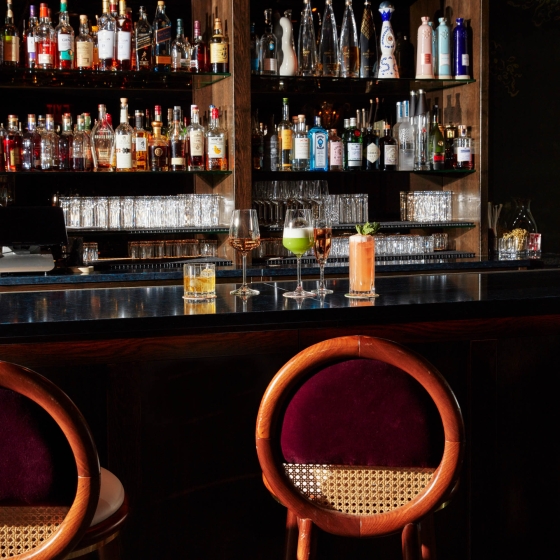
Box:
[377,1,399,78]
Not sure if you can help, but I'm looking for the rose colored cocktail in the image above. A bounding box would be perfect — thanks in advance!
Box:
[348,233,376,297]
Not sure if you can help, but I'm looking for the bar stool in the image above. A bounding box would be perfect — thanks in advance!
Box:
[256,335,464,559]
[0,360,128,559]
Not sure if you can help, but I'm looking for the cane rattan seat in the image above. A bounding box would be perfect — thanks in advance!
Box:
[256,335,464,559]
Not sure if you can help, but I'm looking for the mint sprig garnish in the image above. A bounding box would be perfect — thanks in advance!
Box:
[355,222,380,235]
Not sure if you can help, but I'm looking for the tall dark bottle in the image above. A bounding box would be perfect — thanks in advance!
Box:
[359,0,378,78]
[152,0,171,72]
[453,17,470,79]
[135,5,152,71]
[378,124,398,171]
[210,17,228,73]
[429,104,445,170]
[1,1,20,67]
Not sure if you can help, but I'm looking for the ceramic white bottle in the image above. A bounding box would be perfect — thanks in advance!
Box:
[416,16,434,79]
[279,15,297,75]
[437,17,452,79]
[377,2,399,78]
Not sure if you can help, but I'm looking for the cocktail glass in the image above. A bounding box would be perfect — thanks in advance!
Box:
[346,233,378,298]
[283,208,314,298]
[228,209,261,296]
[311,213,333,295]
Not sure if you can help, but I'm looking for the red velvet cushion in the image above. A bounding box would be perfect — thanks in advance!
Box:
[280,359,444,467]
[0,387,77,504]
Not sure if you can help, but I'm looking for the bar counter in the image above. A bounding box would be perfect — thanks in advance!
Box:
[1,269,559,559]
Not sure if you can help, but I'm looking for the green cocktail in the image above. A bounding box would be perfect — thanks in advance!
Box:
[283,227,313,256]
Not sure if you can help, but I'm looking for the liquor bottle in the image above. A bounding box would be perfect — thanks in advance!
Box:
[0,123,5,173]
[328,128,342,171]
[127,6,135,70]
[343,117,362,170]
[454,125,473,169]
[92,104,115,171]
[135,5,152,71]
[152,0,171,71]
[453,18,470,79]
[298,0,317,76]
[413,89,429,171]
[429,105,445,170]
[250,21,259,74]
[4,115,22,172]
[149,121,168,171]
[318,0,339,77]
[278,10,297,76]
[206,106,227,171]
[252,120,264,170]
[264,125,279,171]
[277,98,293,171]
[1,1,19,67]
[58,113,73,171]
[24,5,39,68]
[378,124,397,170]
[186,104,205,171]
[392,101,403,143]
[210,17,228,73]
[115,98,135,171]
[436,17,452,79]
[359,0,378,78]
[292,115,309,171]
[72,114,91,171]
[54,0,73,69]
[430,21,437,77]
[169,106,186,171]
[35,3,55,69]
[22,114,41,171]
[171,18,189,71]
[260,8,278,75]
[444,124,456,169]
[308,116,328,171]
[133,110,148,171]
[162,107,173,139]
[39,114,57,170]
[98,0,116,71]
[75,15,94,69]
[415,16,433,79]
[91,25,99,69]
[116,0,132,71]
[340,0,359,78]
[398,98,415,171]
[363,125,379,170]
[377,1,398,78]
[190,20,209,73]
[394,33,414,78]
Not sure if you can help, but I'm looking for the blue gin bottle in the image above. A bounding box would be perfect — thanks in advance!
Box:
[453,17,470,79]
[308,116,329,171]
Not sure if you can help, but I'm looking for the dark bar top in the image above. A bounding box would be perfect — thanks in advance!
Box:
[2,269,560,339]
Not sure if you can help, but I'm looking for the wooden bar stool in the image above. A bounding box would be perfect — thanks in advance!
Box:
[256,335,465,559]
[0,361,128,560]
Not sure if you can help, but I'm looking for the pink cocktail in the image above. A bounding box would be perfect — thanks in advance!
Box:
[347,233,376,298]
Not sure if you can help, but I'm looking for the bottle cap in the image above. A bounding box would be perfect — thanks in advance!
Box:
[79,14,87,23]
[120,98,128,104]
[314,116,321,126]
[349,118,357,126]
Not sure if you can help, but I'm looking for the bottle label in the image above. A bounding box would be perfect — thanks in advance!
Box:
[367,142,380,163]
[440,53,451,65]
[58,34,72,59]
[3,36,19,62]
[210,42,228,64]
[312,133,327,168]
[117,31,131,60]
[457,146,471,162]
[263,58,277,72]
[207,136,225,159]
[116,135,133,168]
[135,137,147,151]
[189,130,204,156]
[423,53,431,64]
[27,35,36,54]
[136,32,151,50]
[347,143,362,164]
[280,129,292,151]
[76,42,93,67]
[384,144,398,165]
[330,141,342,166]
[171,157,185,166]
[38,52,53,65]
[294,137,309,160]
[462,54,470,66]
[98,30,115,59]
[155,26,172,44]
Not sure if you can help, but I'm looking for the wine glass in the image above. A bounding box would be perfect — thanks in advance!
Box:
[311,212,333,295]
[283,208,314,298]
[228,209,261,296]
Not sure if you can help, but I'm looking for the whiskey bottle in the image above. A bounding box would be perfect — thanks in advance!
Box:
[210,17,228,73]
[298,0,317,76]
[277,98,293,171]
[75,15,94,69]
[318,0,339,77]
[429,104,445,170]
[58,113,73,171]
[91,25,99,69]
[328,128,343,171]
[55,0,74,69]
[72,114,91,171]
[135,5,152,71]
[171,18,189,71]
[115,98,135,171]
[308,116,328,172]
[169,106,186,171]
[5,115,23,172]
[24,5,39,68]
[133,110,148,171]
[35,3,55,69]
[190,20,209,73]
[363,125,380,170]
[22,114,41,171]
[359,0,377,78]
[343,117,362,171]
[149,121,169,171]
[98,0,116,71]
[1,1,19,67]
[378,124,398,171]
[260,9,277,75]
[340,0,359,78]
[292,114,309,171]
[116,0,132,71]
[206,106,227,171]
[152,0,171,72]
[186,105,205,171]
[92,104,115,171]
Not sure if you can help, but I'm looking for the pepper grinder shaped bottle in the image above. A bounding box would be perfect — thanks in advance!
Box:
[453,17,470,79]
[298,0,317,76]
[279,12,297,75]
[436,17,452,79]
[415,17,433,79]
[377,2,399,78]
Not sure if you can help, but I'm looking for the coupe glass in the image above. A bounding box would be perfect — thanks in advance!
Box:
[283,208,314,298]
[311,213,333,295]
[228,209,261,296]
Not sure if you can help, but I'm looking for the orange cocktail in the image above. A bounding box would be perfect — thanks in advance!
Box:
[348,233,376,297]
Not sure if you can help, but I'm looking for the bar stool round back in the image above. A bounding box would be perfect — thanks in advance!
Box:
[256,335,464,559]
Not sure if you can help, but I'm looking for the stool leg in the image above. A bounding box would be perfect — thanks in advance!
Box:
[402,522,420,560]
[419,514,437,560]
[296,517,314,560]
[284,510,298,560]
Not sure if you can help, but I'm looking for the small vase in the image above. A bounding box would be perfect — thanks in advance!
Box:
[511,198,538,233]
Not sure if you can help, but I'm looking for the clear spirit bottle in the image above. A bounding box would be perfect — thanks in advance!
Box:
[152,0,171,72]
[318,0,339,76]
[24,4,38,68]
[359,0,378,78]
[278,98,293,171]
[149,121,169,171]
[264,124,279,171]
[171,18,189,71]
[206,106,227,171]
[169,106,186,171]
[133,110,148,171]
[187,104,205,171]
[58,113,73,171]
[292,115,309,171]
[39,114,57,170]
[260,8,277,75]
[55,0,74,69]
[210,17,228,73]
[92,104,115,172]
[298,0,317,76]
[22,114,41,171]
[398,99,415,171]
[340,0,359,77]
[72,114,91,171]
[116,0,132,71]
[35,3,55,69]
[135,5,152,71]
[328,128,343,171]
[115,98,135,171]
[308,116,328,171]
[98,0,116,71]
[1,1,19,67]
[75,14,94,69]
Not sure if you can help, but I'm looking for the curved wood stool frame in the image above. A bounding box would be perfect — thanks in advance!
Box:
[0,361,101,560]
[256,336,465,557]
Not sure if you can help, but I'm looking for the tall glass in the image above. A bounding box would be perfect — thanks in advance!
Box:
[283,209,314,298]
[311,214,333,295]
[228,209,261,296]
[346,233,378,298]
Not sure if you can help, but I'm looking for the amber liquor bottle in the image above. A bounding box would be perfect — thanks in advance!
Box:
[210,17,228,73]
[149,121,169,171]
[206,106,227,171]
[5,115,23,172]
[169,106,186,171]
[133,111,148,171]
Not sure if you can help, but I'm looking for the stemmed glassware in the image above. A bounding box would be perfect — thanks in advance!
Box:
[228,209,261,296]
[282,208,315,298]
[311,212,333,295]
